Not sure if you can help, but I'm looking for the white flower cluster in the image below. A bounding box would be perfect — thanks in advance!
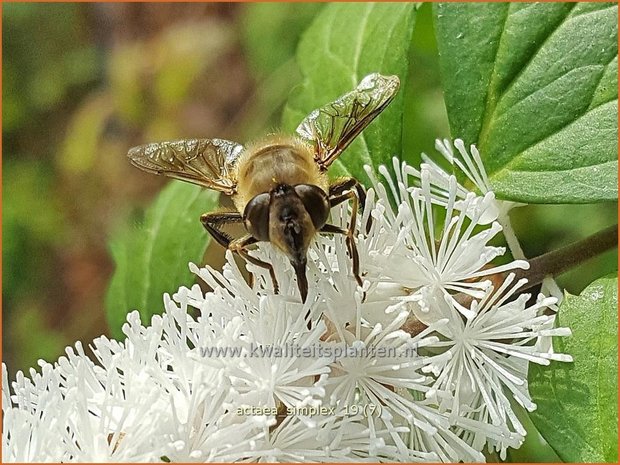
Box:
[3,140,572,462]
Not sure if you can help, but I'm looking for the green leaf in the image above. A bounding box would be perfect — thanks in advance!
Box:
[105,182,218,339]
[240,3,323,78]
[529,275,618,462]
[504,401,561,463]
[282,2,417,186]
[434,2,618,203]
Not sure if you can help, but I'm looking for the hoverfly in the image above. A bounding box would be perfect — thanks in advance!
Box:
[128,73,400,303]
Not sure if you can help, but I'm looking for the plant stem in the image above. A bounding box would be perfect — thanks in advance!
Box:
[497,209,564,299]
[514,224,618,290]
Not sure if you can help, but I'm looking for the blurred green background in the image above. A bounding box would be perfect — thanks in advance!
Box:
[2,3,616,374]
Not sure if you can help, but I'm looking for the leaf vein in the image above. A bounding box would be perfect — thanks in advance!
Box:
[497,4,575,102]
[496,64,606,120]
[477,4,510,149]
[494,99,617,175]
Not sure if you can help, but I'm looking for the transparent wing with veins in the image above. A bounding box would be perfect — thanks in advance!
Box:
[296,73,400,171]
[127,138,244,195]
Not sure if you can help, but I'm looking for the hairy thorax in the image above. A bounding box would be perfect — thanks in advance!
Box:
[233,135,328,211]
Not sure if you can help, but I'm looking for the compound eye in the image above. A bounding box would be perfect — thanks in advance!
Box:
[243,193,270,241]
[294,184,329,229]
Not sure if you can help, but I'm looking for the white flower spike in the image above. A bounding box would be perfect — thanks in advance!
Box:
[3,141,572,463]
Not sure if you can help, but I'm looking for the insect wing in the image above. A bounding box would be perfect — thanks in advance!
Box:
[127,138,244,194]
[296,73,400,170]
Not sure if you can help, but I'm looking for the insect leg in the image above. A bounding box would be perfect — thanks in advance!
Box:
[329,177,367,209]
[230,235,280,294]
[329,177,371,233]
[320,218,363,289]
[200,211,243,248]
[201,212,278,293]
